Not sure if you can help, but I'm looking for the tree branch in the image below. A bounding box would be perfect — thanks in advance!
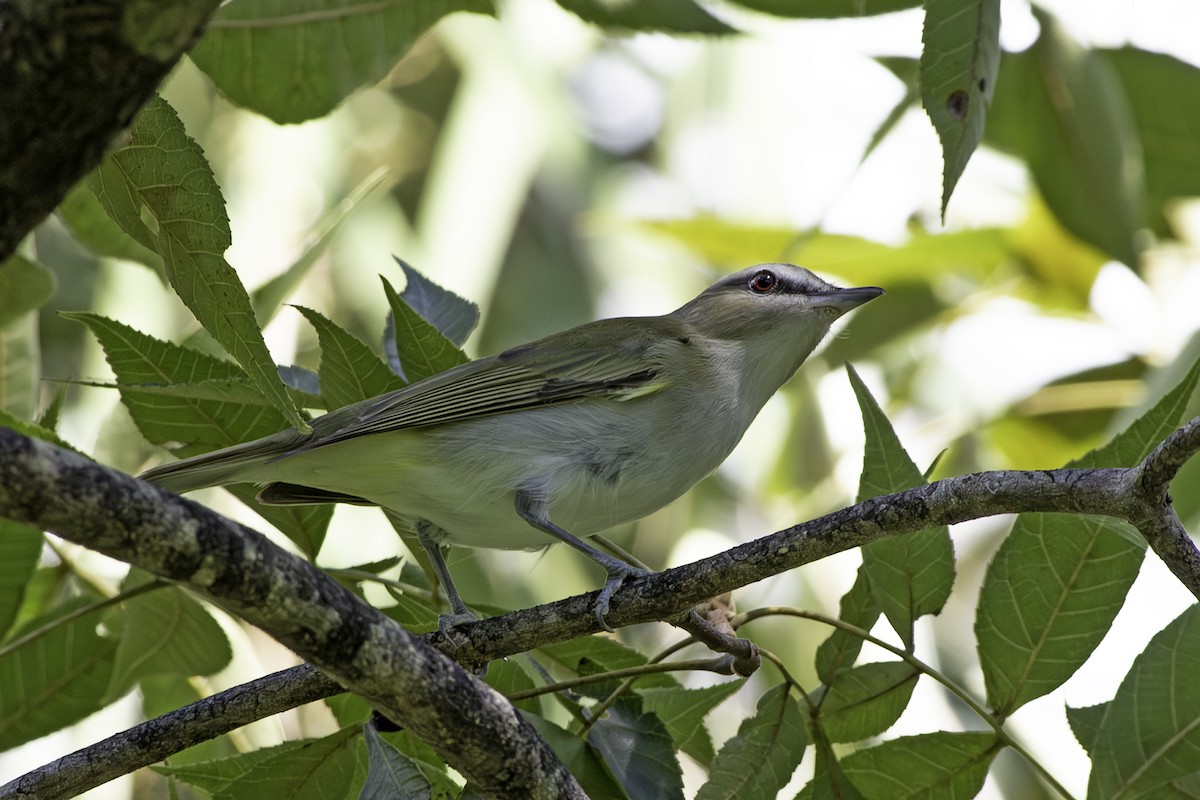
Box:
[2,418,1199,798]
[0,0,221,260]
[0,429,584,800]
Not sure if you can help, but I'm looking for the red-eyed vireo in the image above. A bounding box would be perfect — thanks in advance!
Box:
[141,264,883,629]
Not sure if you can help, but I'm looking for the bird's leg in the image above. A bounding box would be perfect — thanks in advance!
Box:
[415,521,478,635]
[514,490,652,631]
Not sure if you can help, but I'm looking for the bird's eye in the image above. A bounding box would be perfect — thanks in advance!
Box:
[748,270,778,294]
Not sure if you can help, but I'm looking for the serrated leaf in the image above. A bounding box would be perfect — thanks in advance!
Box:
[817,661,918,744]
[484,657,542,715]
[68,313,287,449]
[975,359,1199,716]
[553,0,734,33]
[105,580,231,702]
[70,313,332,556]
[382,277,468,384]
[58,181,163,271]
[359,724,433,800]
[521,712,631,800]
[0,255,56,328]
[214,726,359,800]
[394,258,479,348]
[1064,700,1108,757]
[797,728,867,800]
[0,521,43,639]
[849,365,955,649]
[840,732,998,798]
[87,95,306,431]
[0,603,118,751]
[589,696,684,800]
[920,0,1000,215]
[722,0,916,18]
[696,684,807,800]
[640,680,745,767]
[985,10,1143,266]
[815,565,882,684]
[190,0,493,124]
[1087,605,1200,797]
[154,739,313,792]
[295,306,406,410]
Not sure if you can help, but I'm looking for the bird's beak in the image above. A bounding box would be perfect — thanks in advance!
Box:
[810,286,885,313]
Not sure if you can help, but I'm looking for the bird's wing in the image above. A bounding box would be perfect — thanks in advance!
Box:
[281,316,682,456]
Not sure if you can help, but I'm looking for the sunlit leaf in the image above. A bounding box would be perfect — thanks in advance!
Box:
[641,680,745,767]
[1087,605,1200,797]
[849,365,955,649]
[815,565,881,684]
[394,258,480,348]
[695,684,806,800]
[58,182,162,272]
[920,0,1000,215]
[88,96,306,431]
[190,0,493,123]
[817,661,918,743]
[0,521,42,639]
[975,359,1200,715]
[840,732,999,797]
[294,306,406,410]
[381,277,468,384]
[986,10,1143,266]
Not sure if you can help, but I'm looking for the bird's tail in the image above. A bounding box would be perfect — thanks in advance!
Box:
[139,434,295,494]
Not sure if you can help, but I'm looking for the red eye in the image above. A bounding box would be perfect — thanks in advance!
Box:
[749,270,778,294]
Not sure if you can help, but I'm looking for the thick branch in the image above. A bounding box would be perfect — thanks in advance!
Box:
[0,0,220,259]
[2,419,1199,797]
[0,429,583,800]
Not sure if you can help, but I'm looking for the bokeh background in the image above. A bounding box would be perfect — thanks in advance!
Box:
[6,0,1200,796]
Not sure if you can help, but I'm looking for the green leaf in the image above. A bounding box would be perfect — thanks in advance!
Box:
[394,258,480,349]
[68,313,287,449]
[695,685,806,800]
[154,739,315,792]
[1064,700,1107,757]
[359,724,433,799]
[382,277,470,385]
[484,657,542,716]
[588,696,684,800]
[849,365,955,649]
[920,0,1000,215]
[0,521,43,639]
[814,565,882,685]
[87,95,307,431]
[797,729,867,800]
[252,168,396,325]
[986,10,1143,266]
[1102,48,1200,237]
[295,306,406,410]
[0,256,56,329]
[57,181,163,272]
[522,712,631,800]
[215,726,360,800]
[553,0,734,33]
[0,408,82,454]
[722,0,916,18]
[640,680,745,767]
[105,580,231,702]
[0,313,38,420]
[816,661,919,744]
[0,603,118,751]
[70,313,331,556]
[840,732,998,798]
[190,0,493,124]
[640,217,1012,285]
[1087,605,1200,797]
[975,359,1200,716]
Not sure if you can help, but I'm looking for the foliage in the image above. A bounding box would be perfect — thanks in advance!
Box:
[3,0,1200,798]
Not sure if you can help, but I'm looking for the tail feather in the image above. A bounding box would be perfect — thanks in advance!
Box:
[140,435,293,493]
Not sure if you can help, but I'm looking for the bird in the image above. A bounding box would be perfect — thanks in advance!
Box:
[141,263,883,629]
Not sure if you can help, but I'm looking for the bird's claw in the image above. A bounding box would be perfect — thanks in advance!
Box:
[595,565,653,631]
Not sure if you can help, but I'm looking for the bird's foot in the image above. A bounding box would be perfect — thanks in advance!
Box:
[595,564,653,632]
